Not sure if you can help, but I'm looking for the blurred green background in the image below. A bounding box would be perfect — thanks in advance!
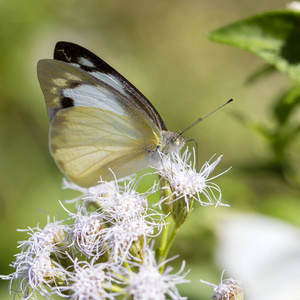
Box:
[0,0,299,299]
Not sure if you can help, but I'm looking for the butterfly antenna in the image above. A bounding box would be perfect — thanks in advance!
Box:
[177,98,234,138]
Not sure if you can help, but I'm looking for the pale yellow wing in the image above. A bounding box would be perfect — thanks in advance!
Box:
[50,106,161,187]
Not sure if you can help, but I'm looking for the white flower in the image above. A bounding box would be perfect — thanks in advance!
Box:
[69,207,106,259]
[17,219,68,255]
[62,178,118,211]
[80,179,165,262]
[1,249,64,300]
[103,215,164,262]
[64,178,164,261]
[31,223,68,256]
[157,148,229,209]
[117,246,189,300]
[201,271,243,300]
[86,178,157,221]
[63,176,158,222]
[0,218,68,299]
[57,257,116,300]
[25,252,60,291]
[83,180,118,207]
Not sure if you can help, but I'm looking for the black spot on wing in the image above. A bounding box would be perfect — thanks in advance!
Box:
[60,97,75,108]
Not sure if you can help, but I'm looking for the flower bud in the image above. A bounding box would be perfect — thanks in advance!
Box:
[172,197,194,225]
[211,278,243,300]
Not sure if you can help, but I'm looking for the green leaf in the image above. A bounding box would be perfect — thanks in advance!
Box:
[208,10,300,82]
[273,85,300,124]
[246,63,276,84]
[229,111,273,141]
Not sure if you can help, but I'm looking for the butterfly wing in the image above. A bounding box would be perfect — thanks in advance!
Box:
[50,106,160,187]
[37,44,167,186]
[54,41,167,131]
[37,59,156,125]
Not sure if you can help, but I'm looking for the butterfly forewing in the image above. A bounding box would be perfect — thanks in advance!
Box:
[54,41,167,131]
[38,59,155,125]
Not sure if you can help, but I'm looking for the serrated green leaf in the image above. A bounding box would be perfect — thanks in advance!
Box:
[208,10,300,82]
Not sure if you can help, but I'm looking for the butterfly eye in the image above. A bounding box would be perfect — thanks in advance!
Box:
[168,135,186,154]
[171,137,181,147]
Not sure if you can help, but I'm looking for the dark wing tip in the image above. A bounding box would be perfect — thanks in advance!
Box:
[54,41,79,62]
[54,41,98,64]
[55,41,83,53]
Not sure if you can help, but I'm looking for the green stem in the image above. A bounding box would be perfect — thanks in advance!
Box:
[159,223,181,272]
[159,214,171,252]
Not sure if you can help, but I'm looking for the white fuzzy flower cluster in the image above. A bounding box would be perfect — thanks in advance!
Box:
[115,245,190,300]
[201,271,243,300]
[1,179,186,299]
[56,256,117,300]
[0,219,67,299]
[157,148,229,209]
[64,179,165,262]
[1,147,230,299]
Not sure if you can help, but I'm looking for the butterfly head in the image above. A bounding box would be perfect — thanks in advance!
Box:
[159,131,186,155]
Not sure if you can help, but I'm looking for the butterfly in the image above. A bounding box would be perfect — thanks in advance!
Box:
[37,42,186,187]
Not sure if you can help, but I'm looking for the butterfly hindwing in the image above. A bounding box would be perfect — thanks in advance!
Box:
[50,106,160,187]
